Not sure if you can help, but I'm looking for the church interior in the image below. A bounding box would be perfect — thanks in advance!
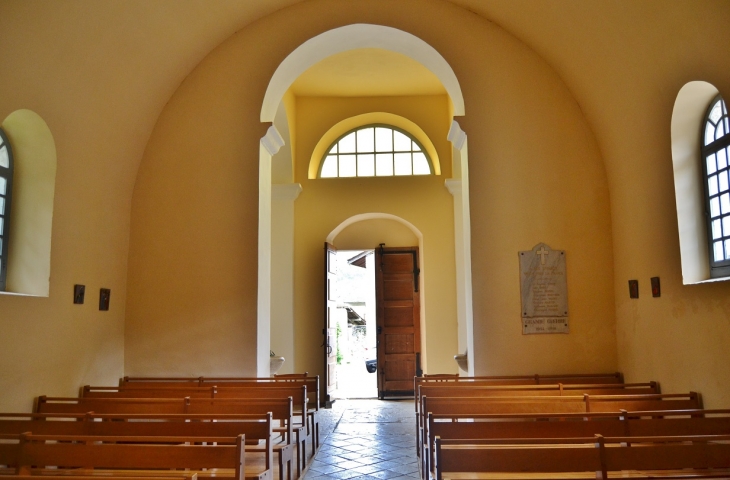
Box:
[1,0,730,433]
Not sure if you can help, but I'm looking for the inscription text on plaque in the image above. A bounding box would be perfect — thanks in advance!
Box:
[519,243,569,334]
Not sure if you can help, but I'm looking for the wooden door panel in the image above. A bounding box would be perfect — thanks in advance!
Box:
[384,306,414,327]
[385,334,414,354]
[382,255,413,274]
[383,280,414,300]
[376,246,420,398]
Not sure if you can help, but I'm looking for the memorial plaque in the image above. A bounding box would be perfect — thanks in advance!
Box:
[519,243,569,334]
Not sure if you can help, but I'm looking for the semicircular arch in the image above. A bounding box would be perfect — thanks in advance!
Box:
[309,113,441,179]
[261,23,464,122]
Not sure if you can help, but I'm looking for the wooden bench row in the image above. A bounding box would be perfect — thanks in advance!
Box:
[0,432,249,480]
[0,412,290,480]
[33,397,302,479]
[435,432,730,480]
[426,408,730,478]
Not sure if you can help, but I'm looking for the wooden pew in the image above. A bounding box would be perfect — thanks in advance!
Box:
[34,397,306,479]
[1,476,198,480]
[414,372,624,394]
[418,392,703,465]
[81,385,313,459]
[2,432,249,480]
[433,434,730,480]
[416,382,659,414]
[424,409,730,478]
[0,412,291,480]
[117,377,320,451]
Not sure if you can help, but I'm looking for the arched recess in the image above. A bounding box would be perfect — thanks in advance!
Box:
[1,110,57,297]
[258,23,474,376]
[671,81,723,284]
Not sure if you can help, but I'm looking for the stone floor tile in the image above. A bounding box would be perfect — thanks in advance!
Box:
[302,399,418,480]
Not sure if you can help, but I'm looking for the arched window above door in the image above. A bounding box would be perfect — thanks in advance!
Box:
[319,125,433,178]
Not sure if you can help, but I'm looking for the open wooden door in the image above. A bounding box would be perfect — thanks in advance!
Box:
[323,242,338,407]
[375,245,421,398]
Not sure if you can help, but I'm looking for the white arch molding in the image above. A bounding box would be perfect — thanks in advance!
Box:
[258,23,474,376]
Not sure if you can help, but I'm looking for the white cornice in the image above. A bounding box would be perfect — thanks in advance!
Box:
[261,125,285,156]
[445,178,462,196]
[447,120,467,150]
[272,183,303,201]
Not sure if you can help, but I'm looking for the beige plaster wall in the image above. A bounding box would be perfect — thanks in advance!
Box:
[334,219,418,251]
[125,0,616,381]
[292,94,457,375]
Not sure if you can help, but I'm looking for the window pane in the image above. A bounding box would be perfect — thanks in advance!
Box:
[717,121,726,140]
[715,241,725,261]
[321,156,338,177]
[394,131,411,152]
[0,216,3,235]
[0,196,4,215]
[394,153,412,175]
[357,128,374,153]
[720,171,729,193]
[705,123,716,146]
[339,133,356,154]
[713,219,723,239]
[413,152,430,175]
[723,216,730,237]
[339,154,356,177]
[707,154,717,174]
[0,238,2,252]
[709,175,719,195]
[357,154,375,177]
[726,240,730,260]
[721,193,730,215]
[0,177,5,195]
[711,197,720,217]
[710,101,723,122]
[375,128,393,152]
[328,144,338,155]
[0,146,8,168]
[375,153,393,176]
[718,148,728,170]
[412,142,423,152]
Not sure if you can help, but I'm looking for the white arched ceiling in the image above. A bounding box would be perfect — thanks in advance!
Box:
[260,23,465,122]
[327,212,424,245]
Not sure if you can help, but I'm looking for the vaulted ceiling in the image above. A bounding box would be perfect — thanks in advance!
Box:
[1,0,729,194]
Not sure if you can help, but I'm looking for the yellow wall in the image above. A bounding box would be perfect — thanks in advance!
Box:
[125,0,616,384]
[291,94,458,375]
[334,218,418,250]
[3,0,730,412]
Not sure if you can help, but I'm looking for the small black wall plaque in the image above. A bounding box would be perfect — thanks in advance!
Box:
[73,284,85,304]
[99,288,111,311]
[629,280,639,299]
[651,277,661,297]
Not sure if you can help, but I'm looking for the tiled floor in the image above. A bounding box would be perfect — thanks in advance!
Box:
[303,399,420,479]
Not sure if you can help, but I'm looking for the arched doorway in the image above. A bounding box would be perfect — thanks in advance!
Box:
[258,24,474,381]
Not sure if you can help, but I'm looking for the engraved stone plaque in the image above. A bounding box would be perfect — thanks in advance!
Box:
[519,243,569,334]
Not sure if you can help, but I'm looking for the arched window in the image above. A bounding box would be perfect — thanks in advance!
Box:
[319,125,432,178]
[702,95,730,277]
[0,128,13,290]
